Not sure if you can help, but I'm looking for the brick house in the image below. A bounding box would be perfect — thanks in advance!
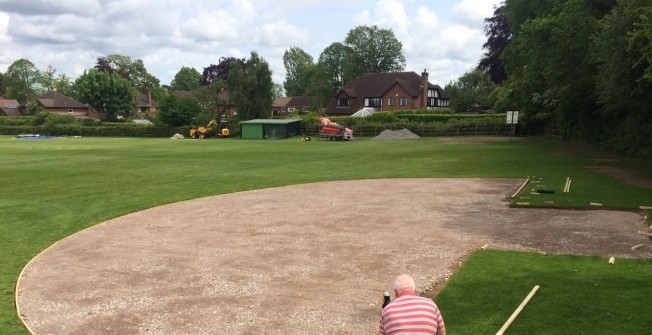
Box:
[272,96,316,116]
[0,99,23,116]
[324,70,450,116]
[37,92,100,120]
[134,89,158,115]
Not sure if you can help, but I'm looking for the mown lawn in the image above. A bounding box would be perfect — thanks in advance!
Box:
[438,250,652,334]
[1,135,650,334]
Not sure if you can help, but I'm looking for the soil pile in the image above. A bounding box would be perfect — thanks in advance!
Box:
[372,128,420,140]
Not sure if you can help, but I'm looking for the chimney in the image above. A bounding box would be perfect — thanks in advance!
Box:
[421,69,429,109]
[147,88,152,106]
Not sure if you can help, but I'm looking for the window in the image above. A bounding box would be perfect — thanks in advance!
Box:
[387,97,395,106]
[288,107,295,113]
[337,98,349,107]
[365,98,381,107]
[68,109,73,113]
[399,97,408,106]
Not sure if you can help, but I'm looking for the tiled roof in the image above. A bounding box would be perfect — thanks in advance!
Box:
[37,92,86,108]
[0,99,23,116]
[287,96,315,107]
[272,97,292,108]
[135,90,159,108]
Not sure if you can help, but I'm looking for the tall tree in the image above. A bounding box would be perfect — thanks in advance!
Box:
[201,57,246,85]
[4,58,42,103]
[282,47,314,96]
[592,0,652,157]
[40,65,57,92]
[95,54,160,90]
[344,25,406,77]
[53,73,74,96]
[227,52,273,120]
[73,69,134,121]
[501,0,614,140]
[318,42,355,97]
[478,3,511,84]
[170,66,201,91]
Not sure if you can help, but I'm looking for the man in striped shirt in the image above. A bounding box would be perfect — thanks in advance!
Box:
[379,274,447,335]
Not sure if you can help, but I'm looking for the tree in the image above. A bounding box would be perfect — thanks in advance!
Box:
[194,79,231,119]
[73,69,134,121]
[4,58,42,103]
[170,67,201,91]
[53,73,74,96]
[478,3,511,84]
[344,25,406,77]
[318,42,355,96]
[40,65,57,92]
[157,95,202,127]
[445,69,497,113]
[227,52,273,120]
[201,57,246,85]
[272,83,285,98]
[282,47,314,96]
[592,0,652,157]
[95,54,161,90]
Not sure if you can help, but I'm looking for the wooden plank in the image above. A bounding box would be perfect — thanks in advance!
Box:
[511,178,530,198]
[631,244,645,251]
[496,285,540,335]
[638,231,652,237]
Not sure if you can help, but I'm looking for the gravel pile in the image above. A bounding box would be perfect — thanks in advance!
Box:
[372,128,420,140]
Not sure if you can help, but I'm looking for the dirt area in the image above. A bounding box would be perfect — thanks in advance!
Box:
[16,179,651,335]
[586,165,652,189]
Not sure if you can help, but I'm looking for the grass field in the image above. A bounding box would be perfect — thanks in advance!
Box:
[1,135,650,334]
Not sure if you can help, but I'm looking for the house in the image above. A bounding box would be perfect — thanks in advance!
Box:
[324,70,450,116]
[134,89,158,115]
[36,92,100,120]
[272,96,316,116]
[0,99,23,116]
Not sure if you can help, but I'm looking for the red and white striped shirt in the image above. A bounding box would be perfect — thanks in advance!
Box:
[379,292,445,335]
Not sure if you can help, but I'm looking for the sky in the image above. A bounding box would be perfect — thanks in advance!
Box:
[0,0,502,89]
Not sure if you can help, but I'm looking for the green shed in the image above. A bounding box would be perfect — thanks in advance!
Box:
[239,119,302,139]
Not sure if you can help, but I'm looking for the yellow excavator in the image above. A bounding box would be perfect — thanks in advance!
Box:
[189,118,230,139]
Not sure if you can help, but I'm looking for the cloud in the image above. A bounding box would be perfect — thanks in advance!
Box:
[0,0,102,16]
[451,0,498,30]
[0,12,11,44]
[0,0,502,87]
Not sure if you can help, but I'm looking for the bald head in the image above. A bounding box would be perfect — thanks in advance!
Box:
[393,274,416,295]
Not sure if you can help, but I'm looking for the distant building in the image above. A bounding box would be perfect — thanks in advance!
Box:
[37,92,100,120]
[272,96,316,116]
[325,70,450,116]
[134,89,158,115]
[0,99,23,116]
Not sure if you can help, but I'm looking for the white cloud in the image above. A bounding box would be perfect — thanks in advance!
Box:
[451,0,498,30]
[260,21,310,48]
[0,12,11,44]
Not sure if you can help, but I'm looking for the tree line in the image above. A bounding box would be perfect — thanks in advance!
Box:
[465,0,652,159]
[0,24,406,125]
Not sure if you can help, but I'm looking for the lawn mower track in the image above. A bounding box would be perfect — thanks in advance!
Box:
[16,179,651,335]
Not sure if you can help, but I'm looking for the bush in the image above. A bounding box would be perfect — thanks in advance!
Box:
[0,116,35,126]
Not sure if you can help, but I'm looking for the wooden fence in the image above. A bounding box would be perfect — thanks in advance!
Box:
[305,124,513,137]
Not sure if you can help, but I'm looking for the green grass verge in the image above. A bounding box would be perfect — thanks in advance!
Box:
[438,250,652,334]
[0,135,650,334]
